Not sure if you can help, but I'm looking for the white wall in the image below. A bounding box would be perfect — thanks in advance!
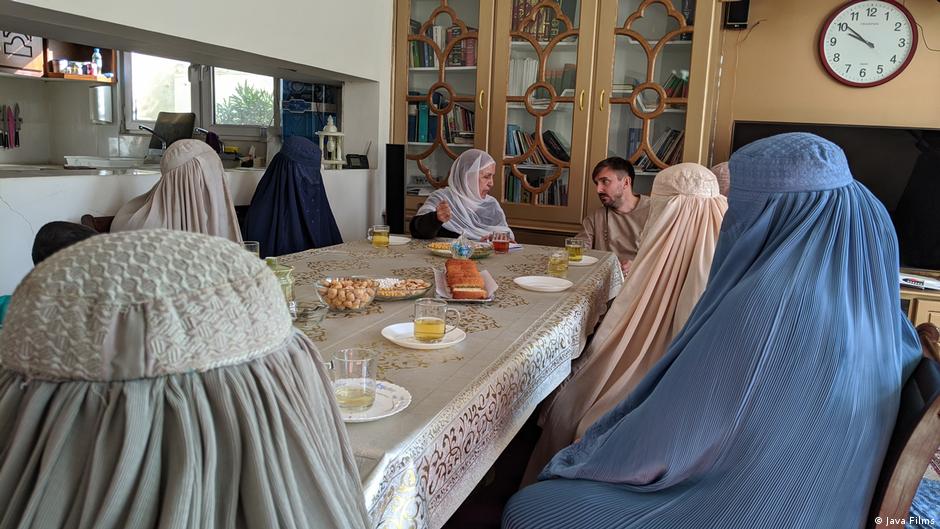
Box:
[0,168,372,294]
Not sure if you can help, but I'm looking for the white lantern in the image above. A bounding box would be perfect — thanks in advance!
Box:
[315,116,345,170]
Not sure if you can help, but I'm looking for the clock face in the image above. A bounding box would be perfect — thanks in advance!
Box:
[819,0,917,87]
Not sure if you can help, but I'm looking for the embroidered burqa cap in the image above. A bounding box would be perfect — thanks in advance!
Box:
[0,229,368,529]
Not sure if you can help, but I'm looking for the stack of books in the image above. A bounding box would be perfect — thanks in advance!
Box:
[410,21,477,67]
[635,128,685,171]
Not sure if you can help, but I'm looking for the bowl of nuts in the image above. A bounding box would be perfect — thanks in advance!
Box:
[374,277,433,301]
[315,277,378,312]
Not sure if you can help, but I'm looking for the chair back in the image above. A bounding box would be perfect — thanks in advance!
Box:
[869,323,940,528]
[80,214,114,233]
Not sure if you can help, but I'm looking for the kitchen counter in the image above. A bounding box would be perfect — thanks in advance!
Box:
[0,167,373,293]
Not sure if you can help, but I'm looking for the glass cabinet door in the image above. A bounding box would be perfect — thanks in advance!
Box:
[590,0,694,194]
[400,0,493,191]
[489,0,599,226]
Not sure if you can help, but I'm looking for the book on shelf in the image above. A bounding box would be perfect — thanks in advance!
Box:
[411,21,478,68]
[542,130,570,162]
[662,70,690,99]
[680,0,695,40]
[627,127,642,158]
[504,166,569,206]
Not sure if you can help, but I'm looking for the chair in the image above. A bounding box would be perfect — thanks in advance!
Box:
[80,214,114,234]
[869,323,940,528]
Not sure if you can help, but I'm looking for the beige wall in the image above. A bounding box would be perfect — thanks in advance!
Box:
[712,0,940,162]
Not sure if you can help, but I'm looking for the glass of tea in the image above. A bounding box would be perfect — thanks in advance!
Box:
[565,238,586,262]
[413,298,461,343]
[491,229,512,254]
[547,250,569,278]
[331,348,377,411]
[368,225,390,248]
[241,241,260,258]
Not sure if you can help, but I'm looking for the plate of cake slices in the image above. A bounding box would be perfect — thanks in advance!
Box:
[432,258,498,303]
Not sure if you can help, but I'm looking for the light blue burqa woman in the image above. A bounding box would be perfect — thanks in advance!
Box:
[503,133,921,529]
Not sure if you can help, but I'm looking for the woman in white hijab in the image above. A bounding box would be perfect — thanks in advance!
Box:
[411,149,514,241]
[523,163,728,484]
[112,139,243,242]
[0,229,369,529]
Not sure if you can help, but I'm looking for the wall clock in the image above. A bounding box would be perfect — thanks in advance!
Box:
[819,0,917,87]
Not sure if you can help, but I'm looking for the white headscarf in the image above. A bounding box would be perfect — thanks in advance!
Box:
[111,139,243,242]
[0,229,368,529]
[416,149,513,241]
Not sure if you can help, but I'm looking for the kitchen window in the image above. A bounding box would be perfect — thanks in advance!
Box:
[123,52,195,128]
[122,54,277,140]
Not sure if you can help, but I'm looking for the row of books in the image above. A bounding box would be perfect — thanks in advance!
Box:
[409,21,477,68]
[636,128,685,171]
[504,169,569,206]
[662,70,690,98]
[407,92,475,144]
[505,125,570,162]
[512,0,577,41]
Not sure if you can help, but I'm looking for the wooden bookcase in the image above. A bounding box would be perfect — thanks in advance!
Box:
[393,0,723,235]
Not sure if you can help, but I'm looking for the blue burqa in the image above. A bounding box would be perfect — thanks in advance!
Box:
[503,133,921,529]
[245,136,342,257]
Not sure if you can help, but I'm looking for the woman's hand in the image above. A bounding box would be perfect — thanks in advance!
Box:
[621,259,632,276]
[436,200,452,223]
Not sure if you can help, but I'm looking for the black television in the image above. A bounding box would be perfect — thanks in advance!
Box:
[731,121,940,271]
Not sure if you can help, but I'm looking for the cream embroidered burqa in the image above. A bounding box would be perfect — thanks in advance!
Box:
[524,163,728,483]
[0,229,368,529]
[112,140,243,242]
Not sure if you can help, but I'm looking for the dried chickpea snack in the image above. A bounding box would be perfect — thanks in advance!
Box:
[317,278,378,310]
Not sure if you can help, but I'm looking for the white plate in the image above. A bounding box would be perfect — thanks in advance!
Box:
[368,234,411,245]
[568,255,599,267]
[381,322,467,350]
[340,381,412,423]
[513,275,574,292]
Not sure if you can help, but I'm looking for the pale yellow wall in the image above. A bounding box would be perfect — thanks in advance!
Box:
[712,0,940,162]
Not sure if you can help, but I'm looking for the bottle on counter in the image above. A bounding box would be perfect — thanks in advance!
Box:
[91,48,103,74]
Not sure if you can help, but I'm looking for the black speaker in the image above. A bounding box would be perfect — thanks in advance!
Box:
[385,144,406,234]
[724,0,750,29]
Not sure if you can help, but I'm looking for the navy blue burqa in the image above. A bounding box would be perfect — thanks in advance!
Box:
[503,133,921,529]
[245,137,342,257]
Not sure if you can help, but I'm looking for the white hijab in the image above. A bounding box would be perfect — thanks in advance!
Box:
[112,139,243,242]
[416,149,513,241]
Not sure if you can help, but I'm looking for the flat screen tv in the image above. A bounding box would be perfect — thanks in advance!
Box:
[731,122,940,271]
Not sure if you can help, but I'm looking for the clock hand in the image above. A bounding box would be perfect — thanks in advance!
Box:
[846,25,875,48]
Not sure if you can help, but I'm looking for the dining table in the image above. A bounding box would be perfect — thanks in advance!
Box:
[279,238,623,529]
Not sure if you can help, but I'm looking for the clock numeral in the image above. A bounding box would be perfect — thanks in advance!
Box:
[866,7,878,17]
[886,11,891,21]
[890,54,898,63]
[899,38,907,48]
[837,22,848,32]
[829,36,838,46]
[895,22,902,31]
[832,53,840,63]
[877,64,884,74]
[859,68,867,78]
[845,64,852,74]
[851,11,859,21]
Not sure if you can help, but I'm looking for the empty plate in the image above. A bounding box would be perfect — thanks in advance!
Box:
[340,381,412,423]
[381,322,467,350]
[569,255,599,267]
[513,275,574,292]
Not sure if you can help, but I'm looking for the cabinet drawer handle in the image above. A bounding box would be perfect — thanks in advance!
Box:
[479,89,485,110]
[599,89,606,111]
[578,89,585,111]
